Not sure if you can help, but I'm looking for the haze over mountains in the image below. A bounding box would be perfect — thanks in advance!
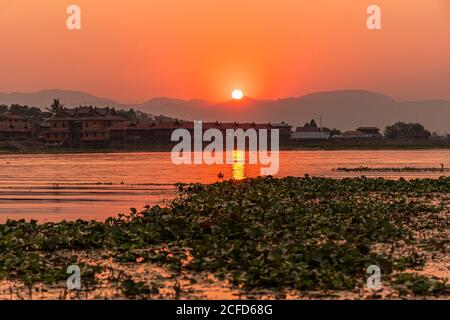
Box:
[1,89,450,133]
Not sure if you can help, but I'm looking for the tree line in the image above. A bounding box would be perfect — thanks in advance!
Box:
[384,122,431,139]
[1,98,153,124]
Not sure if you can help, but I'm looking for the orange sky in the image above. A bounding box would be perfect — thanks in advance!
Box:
[0,0,449,102]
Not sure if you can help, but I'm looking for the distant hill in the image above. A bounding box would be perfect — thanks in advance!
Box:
[131,90,450,132]
[0,90,128,109]
[1,89,450,132]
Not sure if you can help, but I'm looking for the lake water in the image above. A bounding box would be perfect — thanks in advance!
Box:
[0,150,449,222]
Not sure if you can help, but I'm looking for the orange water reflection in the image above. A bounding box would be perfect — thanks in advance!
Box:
[232,150,245,180]
[1,150,450,222]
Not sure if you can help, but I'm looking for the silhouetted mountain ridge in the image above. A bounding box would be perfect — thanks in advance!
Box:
[0,89,126,109]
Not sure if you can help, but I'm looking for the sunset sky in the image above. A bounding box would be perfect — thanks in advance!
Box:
[0,0,449,102]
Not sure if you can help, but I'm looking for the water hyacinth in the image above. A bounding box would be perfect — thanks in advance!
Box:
[0,176,448,298]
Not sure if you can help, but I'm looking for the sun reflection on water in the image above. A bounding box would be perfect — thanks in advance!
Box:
[232,150,245,180]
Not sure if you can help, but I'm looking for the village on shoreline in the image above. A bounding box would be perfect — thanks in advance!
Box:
[1,99,450,152]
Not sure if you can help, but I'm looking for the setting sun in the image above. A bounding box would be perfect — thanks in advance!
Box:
[231,89,244,100]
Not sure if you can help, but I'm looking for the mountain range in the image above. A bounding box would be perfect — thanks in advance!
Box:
[1,89,450,132]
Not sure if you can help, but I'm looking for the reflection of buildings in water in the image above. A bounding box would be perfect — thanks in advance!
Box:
[232,150,245,180]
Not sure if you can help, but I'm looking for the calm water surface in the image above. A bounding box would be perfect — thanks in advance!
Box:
[0,150,449,222]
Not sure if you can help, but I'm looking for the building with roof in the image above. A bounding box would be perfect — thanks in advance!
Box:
[0,113,32,140]
[291,119,330,140]
[356,127,381,137]
[109,121,281,146]
[334,127,381,139]
[42,107,292,148]
[270,121,293,141]
[295,119,320,133]
[42,106,127,146]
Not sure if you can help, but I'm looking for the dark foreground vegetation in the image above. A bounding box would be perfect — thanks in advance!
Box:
[0,177,449,299]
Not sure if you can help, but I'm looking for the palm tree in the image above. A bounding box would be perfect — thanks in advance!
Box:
[46,98,65,116]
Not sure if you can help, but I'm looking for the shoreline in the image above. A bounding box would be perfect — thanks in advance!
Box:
[2,144,450,155]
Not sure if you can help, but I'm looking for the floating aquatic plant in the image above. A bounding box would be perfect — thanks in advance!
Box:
[0,176,448,297]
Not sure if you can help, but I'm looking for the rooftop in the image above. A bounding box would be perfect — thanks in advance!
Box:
[52,107,127,121]
[110,121,275,131]
[0,113,27,120]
